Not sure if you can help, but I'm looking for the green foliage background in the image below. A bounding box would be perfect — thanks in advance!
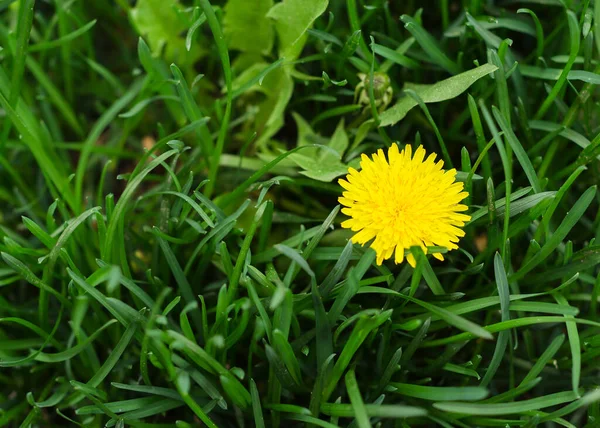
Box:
[1,0,600,426]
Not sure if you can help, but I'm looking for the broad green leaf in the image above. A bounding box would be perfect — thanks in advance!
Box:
[380,63,497,126]
[226,58,292,149]
[288,117,350,181]
[224,0,274,54]
[323,118,348,159]
[131,0,203,65]
[254,67,295,147]
[294,112,319,149]
[267,0,329,60]
[294,156,349,182]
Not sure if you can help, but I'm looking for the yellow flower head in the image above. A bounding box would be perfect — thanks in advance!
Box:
[338,144,470,267]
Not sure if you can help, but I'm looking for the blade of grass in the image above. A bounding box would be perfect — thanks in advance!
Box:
[400,15,459,74]
[74,78,145,204]
[29,19,96,51]
[0,0,34,148]
[480,253,511,388]
[512,186,596,280]
[434,391,578,415]
[553,293,581,397]
[520,334,565,385]
[345,369,372,428]
[399,293,493,340]
[534,10,579,119]
[198,0,232,197]
[493,106,541,193]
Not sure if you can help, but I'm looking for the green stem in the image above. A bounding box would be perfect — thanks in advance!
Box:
[0,0,35,148]
[197,0,232,198]
[346,0,374,64]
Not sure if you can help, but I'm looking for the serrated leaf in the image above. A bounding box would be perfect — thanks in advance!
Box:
[267,0,329,60]
[131,0,203,65]
[297,160,349,182]
[288,116,350,181]
[323,119,348,160]
[224,0,274,55]
[255,67,295,147]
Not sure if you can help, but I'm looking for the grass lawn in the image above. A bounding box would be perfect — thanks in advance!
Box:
[1,0,600,426]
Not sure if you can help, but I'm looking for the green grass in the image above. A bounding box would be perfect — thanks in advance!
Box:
[1,0,600,427]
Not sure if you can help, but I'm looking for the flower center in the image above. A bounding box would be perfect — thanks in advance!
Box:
[393,206,406,219]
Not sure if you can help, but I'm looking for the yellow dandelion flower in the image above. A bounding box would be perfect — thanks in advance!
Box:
[338,144,471,267]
